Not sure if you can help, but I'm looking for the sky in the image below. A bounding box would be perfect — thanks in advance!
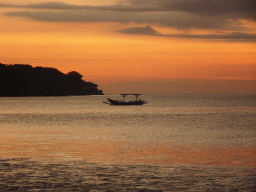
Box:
[0,0,255,94]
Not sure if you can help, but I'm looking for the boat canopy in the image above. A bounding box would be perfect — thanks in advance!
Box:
[120,94,141,96]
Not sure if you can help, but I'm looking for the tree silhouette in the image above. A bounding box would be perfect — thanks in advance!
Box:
[0,63,103,96]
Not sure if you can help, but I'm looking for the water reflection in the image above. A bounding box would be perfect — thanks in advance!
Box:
[1,95,255,191]
[1,133,255,167]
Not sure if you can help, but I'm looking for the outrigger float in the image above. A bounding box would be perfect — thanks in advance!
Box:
[103,94,148,105]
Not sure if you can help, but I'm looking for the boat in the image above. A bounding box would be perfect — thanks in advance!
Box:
[103,94,148,105]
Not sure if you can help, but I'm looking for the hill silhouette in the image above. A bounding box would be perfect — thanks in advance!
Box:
[0,63,103,96]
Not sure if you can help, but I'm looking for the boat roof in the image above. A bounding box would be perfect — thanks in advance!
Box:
[120,94,141,96]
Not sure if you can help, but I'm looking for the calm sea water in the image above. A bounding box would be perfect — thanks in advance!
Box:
[0,94,255,191]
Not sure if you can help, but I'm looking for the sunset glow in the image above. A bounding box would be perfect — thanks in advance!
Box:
[1,0,255,94]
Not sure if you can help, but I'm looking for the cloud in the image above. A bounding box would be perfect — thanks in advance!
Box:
[0,2,87,10]
[2,1,255,25]
[166,32,256,42]
[1,1,255,21]
[1,1,256,41]
[119,26,162,36]
[2,1,256,19]
[0,2,158,12]
[118,26,256,42]
[125,0,256,21]
[4,10,235,30]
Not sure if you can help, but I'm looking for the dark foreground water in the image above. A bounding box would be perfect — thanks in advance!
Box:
[1,158,255,192]
[0,95,255,191]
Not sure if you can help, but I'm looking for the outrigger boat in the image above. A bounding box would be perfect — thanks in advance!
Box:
[103,94,148,105]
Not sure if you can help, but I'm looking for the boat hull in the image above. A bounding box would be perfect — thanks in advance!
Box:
[106,98,147,105]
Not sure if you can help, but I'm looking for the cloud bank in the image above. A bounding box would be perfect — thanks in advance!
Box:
[119,26,256,42]
[119,26,162,36]
[1,0,255,20]
[1,0,255,41]
[4,10,228,30]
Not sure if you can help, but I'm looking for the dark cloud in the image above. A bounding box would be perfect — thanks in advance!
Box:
[0,2,80,9]
[1,1,255,21]
[0,2,87,9]
[0,2,158,12]
[4,10,233,30]
[166,32,256,42]
[119,26,162,36]
[28,2,88,10]
[1,1,255,41]
[166,0,255,18]
[125,0,256,21]
[1,1,255,23]
[118,26,256,42]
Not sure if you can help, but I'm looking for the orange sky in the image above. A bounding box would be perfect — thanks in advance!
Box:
[0,0,255,94]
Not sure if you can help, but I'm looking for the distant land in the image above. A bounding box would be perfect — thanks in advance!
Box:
[0,63,103,96]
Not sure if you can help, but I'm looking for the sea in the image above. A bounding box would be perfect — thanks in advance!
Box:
[0,94,255,191]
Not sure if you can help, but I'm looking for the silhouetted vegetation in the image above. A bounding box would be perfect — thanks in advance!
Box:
[0,63,103,96]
